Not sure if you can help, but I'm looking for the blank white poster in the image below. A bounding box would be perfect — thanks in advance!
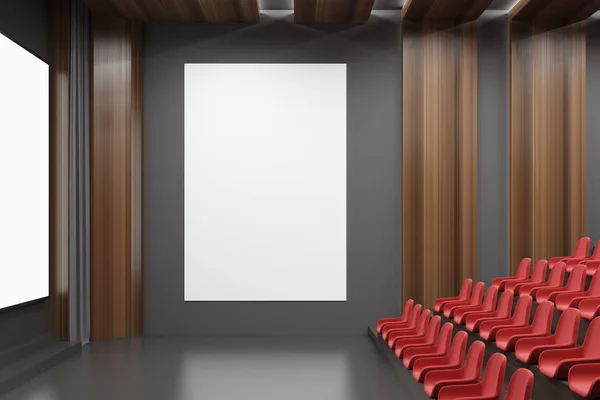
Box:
[184,63,346,301]
[0,32,49,309]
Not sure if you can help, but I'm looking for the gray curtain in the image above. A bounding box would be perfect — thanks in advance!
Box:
[69,0,91,344]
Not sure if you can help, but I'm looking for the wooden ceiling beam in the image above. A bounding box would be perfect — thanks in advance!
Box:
[402,0,495,24]
[509,0,600,30]
[81,0,260,23]
[294,0,376,24]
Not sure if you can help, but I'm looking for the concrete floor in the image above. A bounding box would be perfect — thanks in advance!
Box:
[0,337,429,400]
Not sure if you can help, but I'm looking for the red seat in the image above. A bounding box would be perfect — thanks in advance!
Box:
[454,287,499,325]
[381,304,422,340]
[387,309,430,348]
[491,258,531,291]
[412,331,468,383]
[434,279,473,313]
[479,295,532,341]
[377,299,414,333]
[519,262,566,299]
[423,341,485,398]
[403,322,453,369]
[539,317,600,379]
[536,264,587,304]
[549,237,590,270]
[584,260,600,277]
[495,301,554,352]
[437,353,506,400]
[568,363,600,399]
[555,269,600,311]
[395,316,441,358]
[465,290,514,333]
[578,298,600,320]
[515,308,580,364]
[504,368,534,400]
[563,240,600,273]
[505,260,548,294]
[444,282,485,318]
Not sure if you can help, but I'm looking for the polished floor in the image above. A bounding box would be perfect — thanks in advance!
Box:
[0,337,428,400]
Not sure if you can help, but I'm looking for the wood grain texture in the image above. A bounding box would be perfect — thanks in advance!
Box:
[294,0,375,23]
[509,21,586,274]
[456,22,478,286]
[49,0,70,341]
[402,21,478,310]
[90,16,143,339]
[509,0,600,30]
[402,0,494,23]
[82,0,260,22]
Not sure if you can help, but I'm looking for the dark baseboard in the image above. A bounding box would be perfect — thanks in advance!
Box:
[0,337,81,396]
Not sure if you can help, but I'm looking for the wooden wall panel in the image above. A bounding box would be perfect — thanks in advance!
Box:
[49,0,71,341]
[457,23,478,285]
[90,16,143,339]
[509,22,586,273]
[402,0,494,24]
[402,23,424,305]
[402,22,478,309]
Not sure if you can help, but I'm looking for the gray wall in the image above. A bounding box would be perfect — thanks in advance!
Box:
[587,16,600,251]
[0,0,50,350]
[143,10,403,335]
[477,11,509,285]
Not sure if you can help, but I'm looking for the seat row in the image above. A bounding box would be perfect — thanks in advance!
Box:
[436,274,600,398]
[489,256,600,319]
[377,299,533,399]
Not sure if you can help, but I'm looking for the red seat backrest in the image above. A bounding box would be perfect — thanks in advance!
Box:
[496,290,515,318]
[459,279,473,300]
[530,301,554,334]
[591,240,600,260]
[448,331,468,365]
[407,304,423,326]
[464,341,485,378]
[587,271,600,296]
[415,309,432,336]
[554,308,581,343]
[435,323,454,352]
[402,299,415,319]
[515,258,532,279]
[512,295,533,325]
[573,237,591,258]
[482,286,499,311]
[481,353,507,397]
[504,368,534,400]
[565,264,587,291]
[531,260,548,282]
[424,316,441,342]
[469,282,485,305]
[582,318,600,357]
[548,262,566,286]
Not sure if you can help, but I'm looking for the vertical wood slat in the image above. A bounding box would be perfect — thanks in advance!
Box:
[49,0,71,341]
[402,22,424,305]
[457,23,478,285]
[90,16,143,339]
[509,22,586,273]
[402,22,478,310]
[509,21,533,271]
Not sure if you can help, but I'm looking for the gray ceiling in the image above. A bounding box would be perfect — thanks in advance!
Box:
[259,0,519,11]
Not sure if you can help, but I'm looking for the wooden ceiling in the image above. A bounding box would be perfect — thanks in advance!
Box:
[509,0,600,29]
[402,0,495,23]
[294,0,375,23]
[82,0,260,22]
